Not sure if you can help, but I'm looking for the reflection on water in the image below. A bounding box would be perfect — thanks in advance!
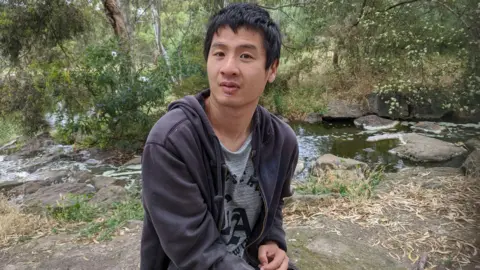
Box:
[289,120,480,173]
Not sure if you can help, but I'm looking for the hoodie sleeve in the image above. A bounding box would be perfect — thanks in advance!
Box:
[261,140,299,252]
[141,142,255,270]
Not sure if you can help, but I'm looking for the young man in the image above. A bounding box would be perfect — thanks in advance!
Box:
[140,3,299,270]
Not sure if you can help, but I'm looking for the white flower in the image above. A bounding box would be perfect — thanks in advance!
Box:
[112,51,117,57]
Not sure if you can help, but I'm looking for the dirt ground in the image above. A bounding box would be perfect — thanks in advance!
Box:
[1,167,479,270]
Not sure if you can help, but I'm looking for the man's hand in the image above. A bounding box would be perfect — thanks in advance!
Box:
[258,241,289,270]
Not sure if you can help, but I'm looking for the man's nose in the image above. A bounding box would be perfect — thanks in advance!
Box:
[220,55,239,76]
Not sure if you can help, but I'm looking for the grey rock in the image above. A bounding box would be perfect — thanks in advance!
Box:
[22,183,95,208]
[354,115,399,131]
[461,149,480,178]
[411,121,446,134]
[7,181,46,197]
[389,133,467,162]
[465,138,480,151]
[90,176,127,190]
[0,180,23,192]
[323,99,367,119]
[294,160,305,176]
[70,171,95,183]
[311,154,368,177]
[304,113,322,124]
[21,153,69,173]
[366,93,409,119]
[0,138,18,155]
[32,170,69,185]
[88,185,127,206]
[123,156,142,166]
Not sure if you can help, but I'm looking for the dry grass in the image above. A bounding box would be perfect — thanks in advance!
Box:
[0,196,53,248]
[285,174,480,268]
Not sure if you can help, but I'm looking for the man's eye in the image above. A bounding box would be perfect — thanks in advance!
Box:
[213,52,224,57]
[240,54,253,59]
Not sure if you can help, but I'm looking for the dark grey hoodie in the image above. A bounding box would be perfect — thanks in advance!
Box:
[140,89,299,270]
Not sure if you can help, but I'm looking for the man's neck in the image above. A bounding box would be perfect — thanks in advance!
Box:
[205,97,257,152]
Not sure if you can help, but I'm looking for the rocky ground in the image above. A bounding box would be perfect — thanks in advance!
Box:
[0,120,479,270]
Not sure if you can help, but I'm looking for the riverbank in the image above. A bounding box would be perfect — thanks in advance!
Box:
[0,119,480,270]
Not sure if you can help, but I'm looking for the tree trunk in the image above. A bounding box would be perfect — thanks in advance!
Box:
[103,0,129,49]
[150,0,176,83]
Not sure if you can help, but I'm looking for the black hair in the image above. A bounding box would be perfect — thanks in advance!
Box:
[203,3,282,70]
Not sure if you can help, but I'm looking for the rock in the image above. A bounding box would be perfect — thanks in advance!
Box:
[21,153,69,173]
[367,93,409,119]
[367,92,452,120]
[354,115,399,131]
[0,180,23,192]
[0,138,18,155]
[294,160,305,176]
[323,99,367,119]
[22,183,95,208]
[313,154,368,171]
[461,149,480,177]
[89,176,127,190]
[124,156,142,166]
[70,171,94,183]
[298,229,406,270]
[465,138,480,151]
[311,154,368,177]
[366,133,404,142]
[88,185,127,206]
[304,113,322,124]
[411,121,446,134]
[12,132,54,159]
[30,170,69,185]
[7,181,46,197]
[389,134,467,162]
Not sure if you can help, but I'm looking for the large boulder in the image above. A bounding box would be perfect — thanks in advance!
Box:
[461,149,479,178]
[311,154,368,177]
[354,115,399,131]
[366,92,452,120]
[411,121,446,134]
[89,176,127,190]
[21,183,95,208]
[304,113,323,124]
[465,137,480,151]
[7,181,46,197]
[366,93,409,119]
[294,160,305,176]
[389,133,467,162]
[88,185,128,206]
[323,99,367,119]
[21,153,70,173]
[0,138,18,155]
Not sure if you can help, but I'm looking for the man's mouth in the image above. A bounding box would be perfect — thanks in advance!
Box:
[220,81,240,95]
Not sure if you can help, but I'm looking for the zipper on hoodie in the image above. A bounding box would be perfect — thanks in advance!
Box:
[245,149,267,265]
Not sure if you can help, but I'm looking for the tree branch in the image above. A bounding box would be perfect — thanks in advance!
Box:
[257,0,317,10]
[352,0,368,27]
[384,0,423,12]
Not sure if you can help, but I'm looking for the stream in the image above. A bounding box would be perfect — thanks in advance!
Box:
[1,120,479,186]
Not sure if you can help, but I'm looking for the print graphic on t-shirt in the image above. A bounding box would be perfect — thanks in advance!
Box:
[220,133,262,258]
[221,167,261,257]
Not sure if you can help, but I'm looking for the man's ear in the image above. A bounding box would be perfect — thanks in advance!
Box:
[267,59,279,83]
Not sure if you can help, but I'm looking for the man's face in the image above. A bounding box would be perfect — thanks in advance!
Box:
[206,26,278,108]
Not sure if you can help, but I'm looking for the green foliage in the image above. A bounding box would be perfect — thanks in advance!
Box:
[80,199,144,241]
[48,193,144,242]
[0,0,88,63]
[53,40,169,150]
[295,166,386,200]
[48,194,97,222]
[0,117,20,146]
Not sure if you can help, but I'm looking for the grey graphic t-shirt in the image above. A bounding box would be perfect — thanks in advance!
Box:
[220,133,262,258]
